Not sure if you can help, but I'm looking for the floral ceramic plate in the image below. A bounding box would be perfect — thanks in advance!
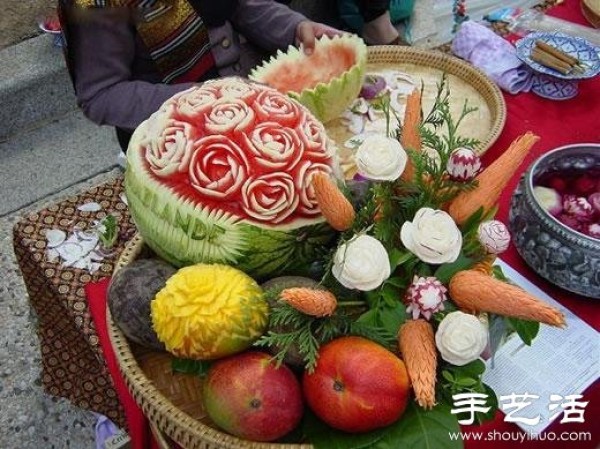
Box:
[515,31,600,80]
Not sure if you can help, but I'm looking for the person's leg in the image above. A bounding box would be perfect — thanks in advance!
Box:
[115,127,133,152]
[357,1,400,45]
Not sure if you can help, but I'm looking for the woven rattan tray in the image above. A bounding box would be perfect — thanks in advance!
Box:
[582,0,600,27]
[108,47,506,449]
[108,234,313,449]
[327,46,506,176]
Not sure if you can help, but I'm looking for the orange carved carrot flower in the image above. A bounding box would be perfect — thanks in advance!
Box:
[280,287,337,317]
[399,88,422,182]
[398,319,437,409]
[449,269,566,327]
[447,132,539,225]
[311,172,355,231]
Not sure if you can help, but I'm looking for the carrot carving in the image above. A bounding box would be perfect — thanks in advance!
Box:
[280,288,337,317]
[449,269,565,327]
[447,132,539,225]
[398,319,437,409]
[311,172,355,231]
[399,89,422,182]
[472,256,496,275]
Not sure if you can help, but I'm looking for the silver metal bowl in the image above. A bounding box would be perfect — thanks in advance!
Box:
[509,143,600,298]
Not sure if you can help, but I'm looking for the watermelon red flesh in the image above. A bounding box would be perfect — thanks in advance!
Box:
[142,102,333,226]
[143,145,333,226]
[260,43,358,94]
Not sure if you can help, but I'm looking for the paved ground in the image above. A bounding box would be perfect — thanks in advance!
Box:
[1,0,55,50]
[0,2,338,448]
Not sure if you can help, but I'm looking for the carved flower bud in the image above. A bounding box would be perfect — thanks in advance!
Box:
[405,276,447,320]
[478,220,511,254]
[563,195,593,221]
[533,186,562,216]
[446,147,482,182]
[588,192,600,214]
[583,223,600,239]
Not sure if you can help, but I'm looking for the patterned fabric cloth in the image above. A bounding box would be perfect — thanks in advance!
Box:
[451,20,534,94]
[13,178,136,428]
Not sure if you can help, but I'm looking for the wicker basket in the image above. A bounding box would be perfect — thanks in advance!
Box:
[108,234,313,449]
[582,0,600,27]
[107,47,506,449]
[327,46,506,160]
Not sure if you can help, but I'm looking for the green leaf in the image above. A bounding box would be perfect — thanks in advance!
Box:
[507,318,540,346]
[385,276,408,289]
[442,370,455,383]
[357,309,379,326]
[475,384,499,424]
[450,359,486,378]
[455,378,478,387]
[303,410,387,449]
[389,249,414,269]
[380,284,400,307]
[491,265,509,282]
[487,314,508,366]
[375,401,462,449]
[376,303,406,337]
[460,207,485,235]
[434,253,475,284]
[171,358,211,376]
[98,214,118,248]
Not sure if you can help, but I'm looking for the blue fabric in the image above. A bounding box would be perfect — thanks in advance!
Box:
[338,0,416,32]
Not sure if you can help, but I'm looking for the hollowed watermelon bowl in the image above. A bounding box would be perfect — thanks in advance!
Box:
[250,34,368,124]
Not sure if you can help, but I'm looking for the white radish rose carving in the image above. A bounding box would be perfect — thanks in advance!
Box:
[126,77,339,278]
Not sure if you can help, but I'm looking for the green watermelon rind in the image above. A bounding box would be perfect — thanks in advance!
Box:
[249,34,367,123]
[125,152,336,280]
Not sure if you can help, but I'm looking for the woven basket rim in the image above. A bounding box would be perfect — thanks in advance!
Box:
[107,234,313,449]
[107,47,506,449]
[364,45,506,155]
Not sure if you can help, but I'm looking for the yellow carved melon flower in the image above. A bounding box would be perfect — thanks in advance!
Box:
[151,264,269,360]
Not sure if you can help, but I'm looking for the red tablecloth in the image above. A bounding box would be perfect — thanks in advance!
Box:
[83,1,599,448]
[467,2,600,447]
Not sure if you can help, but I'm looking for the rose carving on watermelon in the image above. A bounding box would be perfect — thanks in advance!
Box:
[125,77,339,279]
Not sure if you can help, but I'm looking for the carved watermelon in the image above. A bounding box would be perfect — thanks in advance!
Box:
[250,34,367,123]
[125,77,339,280]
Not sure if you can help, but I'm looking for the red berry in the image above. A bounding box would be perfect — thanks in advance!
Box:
[574,175,595,195]
[547,176,566,192]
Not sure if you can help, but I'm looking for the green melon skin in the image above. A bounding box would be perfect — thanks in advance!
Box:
[125,168,336,282]
[250,34,367,123]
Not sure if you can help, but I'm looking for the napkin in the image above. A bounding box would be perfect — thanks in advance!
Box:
[452,21,534,94]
